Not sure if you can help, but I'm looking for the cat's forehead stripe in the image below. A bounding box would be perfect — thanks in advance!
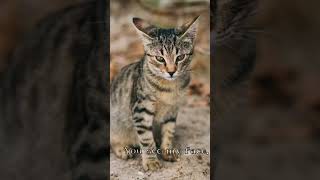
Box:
[154,29,178,54]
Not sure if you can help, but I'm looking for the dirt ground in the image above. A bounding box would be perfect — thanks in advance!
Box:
[110,105,210,180]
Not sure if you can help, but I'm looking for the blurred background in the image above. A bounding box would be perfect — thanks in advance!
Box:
[110,0,211,179]
[0,0,87,72]
[213,0,320,179]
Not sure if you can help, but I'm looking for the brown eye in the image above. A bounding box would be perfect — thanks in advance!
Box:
[176,54,185,62]
[155,56,165,63]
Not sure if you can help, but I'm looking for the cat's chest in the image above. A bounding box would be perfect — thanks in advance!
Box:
[154,89,186,106]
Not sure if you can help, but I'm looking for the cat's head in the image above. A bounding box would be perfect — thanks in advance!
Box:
[132,17,199,81]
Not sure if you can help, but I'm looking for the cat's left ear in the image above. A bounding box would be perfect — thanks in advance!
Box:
[132,17,156,46]
[179,16,199,42]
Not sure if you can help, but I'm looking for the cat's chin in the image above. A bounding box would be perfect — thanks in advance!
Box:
[163,76,177,81]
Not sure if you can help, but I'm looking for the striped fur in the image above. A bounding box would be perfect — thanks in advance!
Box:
[110,17,198,171]
[0,1,108,180]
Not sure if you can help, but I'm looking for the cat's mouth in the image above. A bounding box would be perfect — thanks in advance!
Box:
[163,74,178,81]
[165,77,176,81]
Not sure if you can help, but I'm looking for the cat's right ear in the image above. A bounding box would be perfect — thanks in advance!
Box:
[132,17,155,46]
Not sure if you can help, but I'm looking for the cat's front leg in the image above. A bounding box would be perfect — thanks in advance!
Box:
[132,99,161,171]
[160,110,180,162]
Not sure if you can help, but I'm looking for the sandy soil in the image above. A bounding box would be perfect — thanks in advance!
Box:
[110,105,210,180]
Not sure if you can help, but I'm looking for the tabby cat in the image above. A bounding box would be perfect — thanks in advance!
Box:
[0,1,108,179]
[110,17,198,171]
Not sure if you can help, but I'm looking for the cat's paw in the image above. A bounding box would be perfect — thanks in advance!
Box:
[113,146,133,160]
[142,158,162,171]
[161,149,180,162]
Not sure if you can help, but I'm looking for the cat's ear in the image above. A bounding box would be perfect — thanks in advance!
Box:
[179,16,199,42]
[132,17,155,46]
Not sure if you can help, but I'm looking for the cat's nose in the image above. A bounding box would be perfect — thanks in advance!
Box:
[168,71,175,77]
[166,64,176,77]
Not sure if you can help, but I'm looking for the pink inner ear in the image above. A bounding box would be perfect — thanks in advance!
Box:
[133,18,157,39]
[133,18,152,32]
[133,18,144,30]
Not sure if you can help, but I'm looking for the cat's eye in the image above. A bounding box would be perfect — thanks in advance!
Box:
[155,56,165,63]
[176,54,185,62]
